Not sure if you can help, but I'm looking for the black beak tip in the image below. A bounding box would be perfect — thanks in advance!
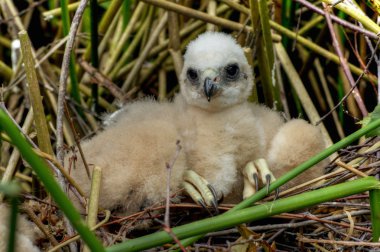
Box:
[204,78,217,102]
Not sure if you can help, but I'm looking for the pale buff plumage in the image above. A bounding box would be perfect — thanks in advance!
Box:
[67,101,187,214]
[0,204,41,252]
[177,32,325,203]
[67,31,325,214]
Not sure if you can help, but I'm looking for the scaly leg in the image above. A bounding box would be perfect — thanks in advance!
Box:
[182,170,220,212]
[243,159,276,199]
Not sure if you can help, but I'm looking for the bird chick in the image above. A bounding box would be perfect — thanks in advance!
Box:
[67,32,326,216]
[176,32,326,204]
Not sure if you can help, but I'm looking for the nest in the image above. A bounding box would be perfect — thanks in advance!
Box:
[1,0,380,251]
[14,137,378,251]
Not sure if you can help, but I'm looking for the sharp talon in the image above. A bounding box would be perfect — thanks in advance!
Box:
[211,199,219,214]
[199,199,214,216]
[253,173,259,192]
[207,184,219,214]
[265,174,271,194]
[218,192,224,203]
[207,184,218,201]
[274,188,280,200]
[198,199,207,209]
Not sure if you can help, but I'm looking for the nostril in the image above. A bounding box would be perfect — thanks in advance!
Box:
[213,77,219,82]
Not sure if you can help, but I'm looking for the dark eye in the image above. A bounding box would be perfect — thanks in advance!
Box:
[187,68,199,81]
[225,64,240,80]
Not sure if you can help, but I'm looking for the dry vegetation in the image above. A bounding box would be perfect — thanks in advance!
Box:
[1,0,380,251]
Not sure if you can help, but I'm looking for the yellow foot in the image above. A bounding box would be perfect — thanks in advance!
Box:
[243,159,276,199]
[182,170,220,212]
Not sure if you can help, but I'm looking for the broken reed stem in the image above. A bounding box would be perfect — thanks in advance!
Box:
[18,31,54,156]
[164,159,173,227]
[86,166,101,227]
[335,160,368,178]
[83,166,102,252]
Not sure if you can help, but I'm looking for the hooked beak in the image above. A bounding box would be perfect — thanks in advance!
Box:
[204,78,218,102]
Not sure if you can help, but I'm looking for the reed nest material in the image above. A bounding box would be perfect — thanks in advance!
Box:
[10,138,380,251]
[1,0,380,251]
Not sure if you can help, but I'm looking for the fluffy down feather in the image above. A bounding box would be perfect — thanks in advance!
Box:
[67,100,187,214]
[67,31,325,214]
[0,204,41,252]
